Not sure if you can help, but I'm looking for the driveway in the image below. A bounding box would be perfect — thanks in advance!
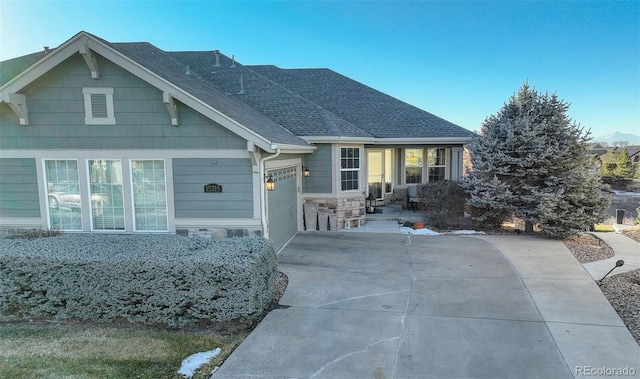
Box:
[215,232,640,378]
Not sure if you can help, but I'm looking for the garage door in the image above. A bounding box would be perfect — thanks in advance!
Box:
[267,167,298,251]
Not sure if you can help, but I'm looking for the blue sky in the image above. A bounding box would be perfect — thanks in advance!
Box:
[1,0,638,138]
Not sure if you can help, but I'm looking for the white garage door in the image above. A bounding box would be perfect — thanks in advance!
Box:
[267,167,298,251]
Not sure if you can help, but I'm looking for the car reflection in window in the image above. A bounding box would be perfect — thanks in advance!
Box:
[48,183,108,216]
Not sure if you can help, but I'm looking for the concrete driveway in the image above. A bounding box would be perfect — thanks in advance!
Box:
[215,232,640,379]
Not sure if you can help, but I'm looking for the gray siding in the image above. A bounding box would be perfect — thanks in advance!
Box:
[173,158,253,219]
[0,158,40,217]
[0,54,246,150]
[302,144,332,193]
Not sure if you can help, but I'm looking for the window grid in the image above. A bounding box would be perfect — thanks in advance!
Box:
[89,160,125,231]
[427,148,447,182]
[131,160,168,231]
[340,147,360,191]
[45,160,82,231]
[405,149,423,184]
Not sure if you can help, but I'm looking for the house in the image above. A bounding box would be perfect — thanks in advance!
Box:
[0,31,473,250]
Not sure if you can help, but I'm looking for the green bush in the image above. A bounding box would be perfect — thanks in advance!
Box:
[417,181,468,227]
[0,234,276,327]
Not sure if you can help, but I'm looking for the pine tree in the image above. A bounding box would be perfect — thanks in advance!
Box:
[598,149,618,180]
[463,83,609,237]
[614,148,633,181]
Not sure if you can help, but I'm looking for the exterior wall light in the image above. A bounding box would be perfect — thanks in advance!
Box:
[303,166,310,177]
[265,174,275,191]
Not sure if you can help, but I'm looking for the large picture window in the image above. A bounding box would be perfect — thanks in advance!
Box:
[45,160,82,230]
[340,147,360,191]
[131,160,168,231]
[89,160,124,230]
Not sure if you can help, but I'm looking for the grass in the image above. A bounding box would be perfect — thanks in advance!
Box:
[594,224,615,232]
[0,321,248,379]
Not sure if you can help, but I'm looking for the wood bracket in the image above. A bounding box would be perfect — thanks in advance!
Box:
[163,92,179,126]
[247,141,259,173]
[79,43,100,79]
[5,93,29,125]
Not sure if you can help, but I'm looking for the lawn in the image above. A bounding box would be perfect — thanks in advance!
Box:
[0,320,248,379]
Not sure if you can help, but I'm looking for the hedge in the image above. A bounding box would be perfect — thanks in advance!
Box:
[0,234,276,327]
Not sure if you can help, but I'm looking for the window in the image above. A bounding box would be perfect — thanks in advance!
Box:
[45,160,82,230]
[340,147,360,191]
[89,160,124,230]
[405,149,423,184]
[427,148,447,182]
[83,87,115,124]
[131,160,168,231]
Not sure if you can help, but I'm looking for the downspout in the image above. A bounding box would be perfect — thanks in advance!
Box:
[259,147,281,239]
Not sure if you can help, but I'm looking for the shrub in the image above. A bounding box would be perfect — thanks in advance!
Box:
[417,181,468,227]
[0,234,276,327]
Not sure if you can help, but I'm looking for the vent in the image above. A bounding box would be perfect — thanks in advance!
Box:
[214,50,221,67]
[90,94,108,118]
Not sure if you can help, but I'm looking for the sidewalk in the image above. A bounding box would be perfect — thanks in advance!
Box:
[583,231,640,280]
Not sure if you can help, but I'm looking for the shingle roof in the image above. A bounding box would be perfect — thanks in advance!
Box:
[0,51,49,86]
[107,42,309,147]
[166,51,372,138]
[1,32,473,145]
[249,65,474,139]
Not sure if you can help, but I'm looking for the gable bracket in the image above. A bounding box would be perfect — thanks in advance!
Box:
[247,141,259,173]
[4,93,29,125]
[163,92,179,126]
[79,43,100,79]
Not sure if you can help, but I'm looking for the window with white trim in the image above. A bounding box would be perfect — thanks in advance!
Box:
[427,148,447,182]
[83,87,115,124]
[45,160,83,230]
[404,148,448,184]
[131,160,168,231]
[340,147,360,191]
[405,149,423,184]
[89,159,125,230]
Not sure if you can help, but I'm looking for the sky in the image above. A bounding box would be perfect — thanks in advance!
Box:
[1,0,638,138]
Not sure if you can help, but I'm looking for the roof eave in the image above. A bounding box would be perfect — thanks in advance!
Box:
[301,136,376,144]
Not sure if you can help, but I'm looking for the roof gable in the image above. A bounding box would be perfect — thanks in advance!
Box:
[0,31,310,152]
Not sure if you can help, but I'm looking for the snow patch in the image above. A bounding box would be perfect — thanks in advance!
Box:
[449,230,485,235]
[400,227,484,235]
[400,227,440,235]
[177,348,221,378]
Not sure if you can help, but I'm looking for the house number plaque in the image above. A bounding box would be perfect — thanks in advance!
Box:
[204,183,223,193]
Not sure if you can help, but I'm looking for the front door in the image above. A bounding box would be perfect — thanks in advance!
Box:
[367,149,393,200]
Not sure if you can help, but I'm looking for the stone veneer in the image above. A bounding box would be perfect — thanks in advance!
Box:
[176,227,263,239]
[303,196,366,229]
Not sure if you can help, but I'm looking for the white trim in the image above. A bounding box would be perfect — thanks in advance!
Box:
[339,146,362,193]
[301,136,472,145]
[129,159,169,232]
[0,149,250,159]
[264,158,302,170]
[302,136,376,144]
[83,87,115,125]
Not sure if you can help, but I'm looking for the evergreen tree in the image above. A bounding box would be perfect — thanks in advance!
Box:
[614,148,633,180]
[463,83,609,237]
[598,149,618,180]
